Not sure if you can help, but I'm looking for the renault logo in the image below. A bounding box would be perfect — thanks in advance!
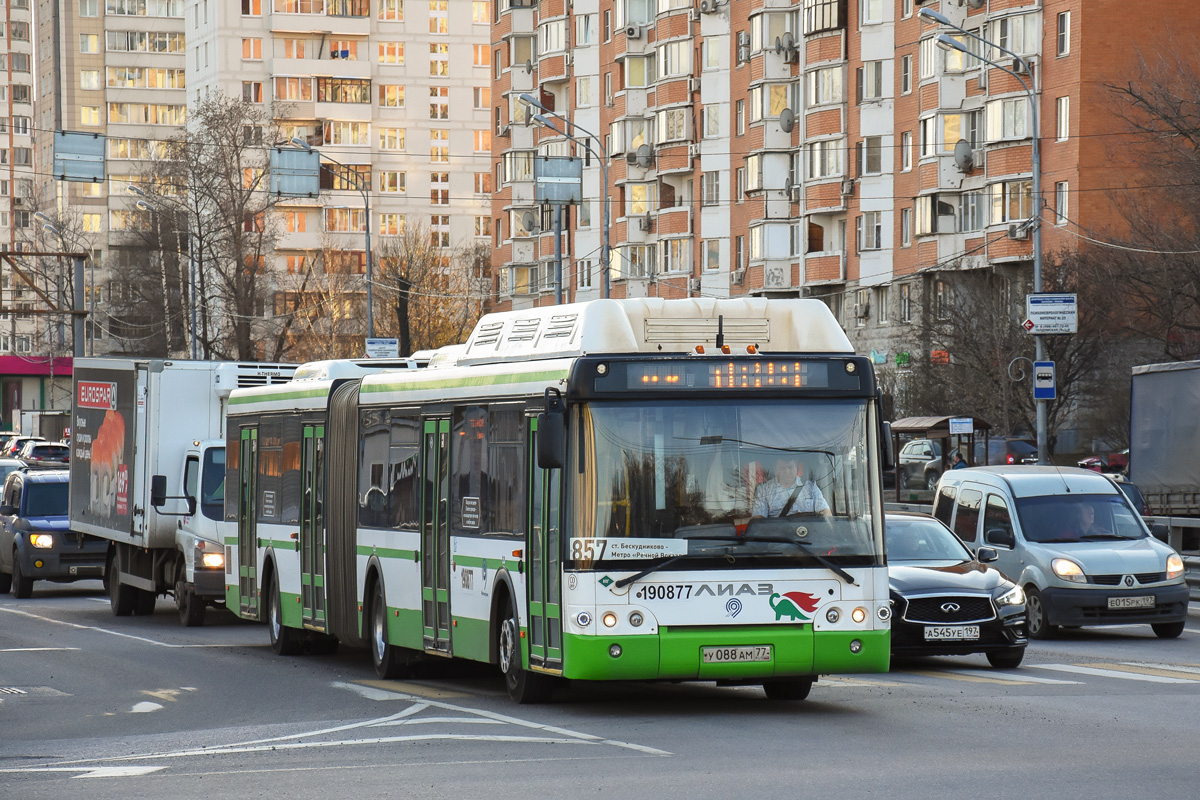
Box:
[1124,575,1135,587]
[941,602,961,613]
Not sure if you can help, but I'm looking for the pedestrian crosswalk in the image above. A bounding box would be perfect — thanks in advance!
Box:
[823,659,1200,689]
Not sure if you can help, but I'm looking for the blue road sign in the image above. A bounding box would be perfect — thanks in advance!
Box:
[1033,361,1056,400]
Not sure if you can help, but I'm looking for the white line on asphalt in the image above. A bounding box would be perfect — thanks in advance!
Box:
[933,668,1081,685]
[1028,664,1196,683]
[0,647,81,652]
[370,717,505,726]
[0,766,167,778]
[0,607,246,648]
[131,702,164,713]
[1125,661,1200,675]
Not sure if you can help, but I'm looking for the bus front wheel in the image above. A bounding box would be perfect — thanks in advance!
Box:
[268,572,302,656]
[498,602,554,704]
[762,678,813,701]
[370,581,410,678]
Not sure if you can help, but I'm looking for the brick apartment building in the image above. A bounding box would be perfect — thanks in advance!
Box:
[489,0,1194,416]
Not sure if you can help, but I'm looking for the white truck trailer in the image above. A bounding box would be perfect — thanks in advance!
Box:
[69,358,295,625]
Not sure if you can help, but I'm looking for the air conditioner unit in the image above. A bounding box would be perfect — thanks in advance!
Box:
[13,197,24,207]
[626,25,642,39]
[700,0,720,13]
[1008,224,1029,241]
[498,124,511,137]
[688,77,701,94]
[688,277,701,292]
[840,179,855,196]
[854,303,870,319]
[687,143,701,159]
[730,269,745,285]
[638,215,653,232]
[565,51,573,66]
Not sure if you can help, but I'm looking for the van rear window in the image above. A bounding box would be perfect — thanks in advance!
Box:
[932,486,956,525]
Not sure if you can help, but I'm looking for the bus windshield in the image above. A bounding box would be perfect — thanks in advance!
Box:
[572,398,880,566]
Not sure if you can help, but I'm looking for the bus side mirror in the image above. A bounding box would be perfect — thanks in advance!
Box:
[880,421,894,471]
[537,388,565,470]
[151,475,168,508]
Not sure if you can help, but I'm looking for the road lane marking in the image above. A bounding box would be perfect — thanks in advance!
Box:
[1125,661,1200,675]
[356,679,470,699]
[1029,664,1196,683]
[0,647,81,652]
[131,702,164,713]
[820,676,901,687]
[930,668,1080,685]
[1088,662,1200,681]
[0,607,250,648]
[905,669,1050,686]
[0,766,167,778]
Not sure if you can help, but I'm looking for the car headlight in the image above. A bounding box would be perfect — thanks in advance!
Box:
[195,541,225,569]
[29,533,54,549]
[1052,558,1086,583]
[995,583,1025,607]
[1167,553,1184,580]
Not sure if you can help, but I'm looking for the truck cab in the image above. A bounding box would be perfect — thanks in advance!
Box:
[170,439,228,624]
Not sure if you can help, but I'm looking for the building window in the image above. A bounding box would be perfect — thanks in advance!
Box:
[807,66,843,106]
[380,42,405,64]
[1057,12,1070,56]
[242,38,262,59]
[242,0,262,14]
[660,239,691,274]
[985,97,1028,142]
[80,106,102,126]
[474,172,492,194]
[808,138,844,179]
[474,87,490,109]
[901,0,911,19]
[860,0,882,25]
[900,284,911,322]
[992,14,1038,57]
[901,208,911,247]
[900,55,912,95]
[378,171,406,193]
[919,37,935,80]
[473,130,491,152]
[472,0,489,23]
[988,180,1033,223]
[377,0,401,19]
[857,61,884,103]
[901,131,912,171]
[80,0,100,15]
[429,43,449,76]
[429,0,447,34]
[735,100,745,135]
[860,136,882,175]
[431,129,449,163]
[242,81,263,103]
[378,84,405,107]
[935,280,950,320]
[701,171,720,206]
[1055,181,1068,225]
[960,192,986,232]
[379,213,405,236]
[735,235,745,270]
[856,211,882,251]
[1056,96,1070,141]
[803,0,843,36]
[80,33,100,53]
[702,239,721,271]
[875,286,889,324]
[474,216,491,238]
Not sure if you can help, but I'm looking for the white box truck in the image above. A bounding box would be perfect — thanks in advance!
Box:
[69,358,295,625]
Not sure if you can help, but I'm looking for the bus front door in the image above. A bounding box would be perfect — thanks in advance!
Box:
[421,418,452,654]
[237,427,258,618]
[527,417,563,672]
[299,424,325,630]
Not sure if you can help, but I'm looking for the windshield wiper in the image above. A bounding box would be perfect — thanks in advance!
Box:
[743,535,858,586]
[1080,533,1136,541]
[613,554,688,589]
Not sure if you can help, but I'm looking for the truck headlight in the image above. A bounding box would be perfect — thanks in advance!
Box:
[195,541,225,569]
[200,552,225,569]
[995,584,1025,607]
[29,533,54,549]
[1166,553,1184,580]
[1052,558,1086,583]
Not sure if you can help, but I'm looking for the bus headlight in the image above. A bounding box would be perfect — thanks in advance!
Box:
[29,533,55,549]
[602,611,618,628]
[851,607,867,624]
[1167,554,1184,580]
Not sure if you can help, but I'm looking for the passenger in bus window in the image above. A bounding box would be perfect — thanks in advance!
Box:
[751,456,831,518]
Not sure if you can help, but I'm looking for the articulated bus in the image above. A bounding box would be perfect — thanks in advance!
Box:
[224,298,892,703]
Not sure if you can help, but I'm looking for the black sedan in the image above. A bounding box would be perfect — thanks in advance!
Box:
[887,512,1028,669]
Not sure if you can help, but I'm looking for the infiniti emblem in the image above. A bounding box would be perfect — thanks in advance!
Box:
[941,602,961,614]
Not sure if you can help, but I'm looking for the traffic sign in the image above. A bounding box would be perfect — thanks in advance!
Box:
[1024,293,1077,335]
[1033,361,1056,400]
[365,337,399,358]
[949,417,973,435]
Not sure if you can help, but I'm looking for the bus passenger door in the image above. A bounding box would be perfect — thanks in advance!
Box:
[299,424,325,630]
[527,417,563,672]
[237,427,259,618]
[421,418,452,654]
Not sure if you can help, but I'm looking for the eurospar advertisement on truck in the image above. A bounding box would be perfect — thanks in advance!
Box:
[71,368,136,534]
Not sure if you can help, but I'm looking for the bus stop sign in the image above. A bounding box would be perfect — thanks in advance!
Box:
[1033,361,1056,400]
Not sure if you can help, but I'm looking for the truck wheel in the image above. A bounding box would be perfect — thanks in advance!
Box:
[498,599,554,704]
[268,572,302,656]
[176,568,206,627]
[1024,587,1056,639]
[0,568,11,594]
[133,588,157,616]
[109,550,136,616]
[370,580,409,678]
[762,678,813,701]
[1152,621,1185,639]
[11,554,33,599]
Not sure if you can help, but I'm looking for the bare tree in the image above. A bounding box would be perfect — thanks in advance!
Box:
[274,241,366,362]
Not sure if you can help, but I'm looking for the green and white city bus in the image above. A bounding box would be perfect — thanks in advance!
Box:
[225,298,893,703]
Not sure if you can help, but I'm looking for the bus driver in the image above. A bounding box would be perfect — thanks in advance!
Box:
[752,455,831,519]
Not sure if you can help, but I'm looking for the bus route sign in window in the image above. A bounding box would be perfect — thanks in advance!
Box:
[593,359,863,392]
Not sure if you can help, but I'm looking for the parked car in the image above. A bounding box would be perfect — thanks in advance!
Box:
[0,469,106,598]
[0,432,22,454]
[970,438,1038,466]
[1078,449,1130,474]
[0,458,26,486]
[17,441,70,466]
[1110,475,1148,516]
[1,436,44,458]
[897,439,944,490]
[931,466,1188,640]
[886,512,1028,668]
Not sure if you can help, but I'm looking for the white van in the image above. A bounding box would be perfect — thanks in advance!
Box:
[931,466,1188,639]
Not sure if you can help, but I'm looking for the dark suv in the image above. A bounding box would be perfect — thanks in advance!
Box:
[0,469,106,598]
[971,438,1038,466]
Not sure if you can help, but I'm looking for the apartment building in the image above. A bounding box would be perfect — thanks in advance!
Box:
[490,0,1193,407]
[2,0,37,353]
[189,0,494,354]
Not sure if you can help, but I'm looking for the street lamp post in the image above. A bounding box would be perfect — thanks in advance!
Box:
[922,10,1049,465]
[290,138,374,339]
[518,94,611,299]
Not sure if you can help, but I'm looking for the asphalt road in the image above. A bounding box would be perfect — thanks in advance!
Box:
[3,581,1199,800]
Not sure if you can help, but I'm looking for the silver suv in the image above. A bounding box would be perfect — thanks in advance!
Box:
[932,466,1188,639]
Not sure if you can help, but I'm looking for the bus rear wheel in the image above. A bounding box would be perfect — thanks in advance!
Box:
[498,601,554,704]
[370,581,410,678]
[762,678,813,701]
[268,571,302,656]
